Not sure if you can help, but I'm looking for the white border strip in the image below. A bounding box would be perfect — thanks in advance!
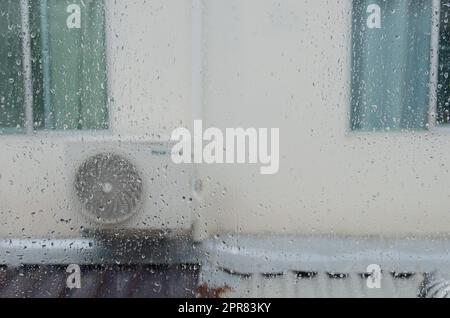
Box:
[202,235,450,274]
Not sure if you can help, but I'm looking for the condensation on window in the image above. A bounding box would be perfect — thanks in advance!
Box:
[0,0,449,300]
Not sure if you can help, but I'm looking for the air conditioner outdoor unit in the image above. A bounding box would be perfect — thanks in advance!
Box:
[64,137,193,235]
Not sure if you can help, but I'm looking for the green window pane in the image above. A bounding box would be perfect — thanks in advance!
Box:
[351,0,432,131]
[31,0,108,131]
[437,1,450,124]
[0,0,25,132]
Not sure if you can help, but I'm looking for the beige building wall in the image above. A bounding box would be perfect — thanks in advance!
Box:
[1,0,449,240]
[196,0,450,239]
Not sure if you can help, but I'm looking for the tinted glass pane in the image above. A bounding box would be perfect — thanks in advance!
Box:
[351,0,432,131]
[0,0,25,132]
[30,0,108,131]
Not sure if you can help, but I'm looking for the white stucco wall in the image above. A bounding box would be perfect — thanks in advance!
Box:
[195,0,450,239]
[1,0,450,240]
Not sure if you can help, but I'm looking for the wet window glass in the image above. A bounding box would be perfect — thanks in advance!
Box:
[0,0,107,133]
[0,0,24,132]
[351,0,432,131]
[2,0,450,302]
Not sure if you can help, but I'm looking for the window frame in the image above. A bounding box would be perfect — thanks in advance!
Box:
[19,0,34,134]
[428,0,442,131]
[348,0,449,134]
[1,0,111,137]
[427,0,450,132]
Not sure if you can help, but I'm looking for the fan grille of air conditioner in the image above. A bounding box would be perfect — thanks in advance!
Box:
[74,153,143,224]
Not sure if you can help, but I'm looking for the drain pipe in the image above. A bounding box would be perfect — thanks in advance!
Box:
[191,0,203,122]
[191,0,205,239]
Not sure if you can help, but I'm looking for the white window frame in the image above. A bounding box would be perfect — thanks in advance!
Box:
[428,0,441,131]
[19,0,34,134]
